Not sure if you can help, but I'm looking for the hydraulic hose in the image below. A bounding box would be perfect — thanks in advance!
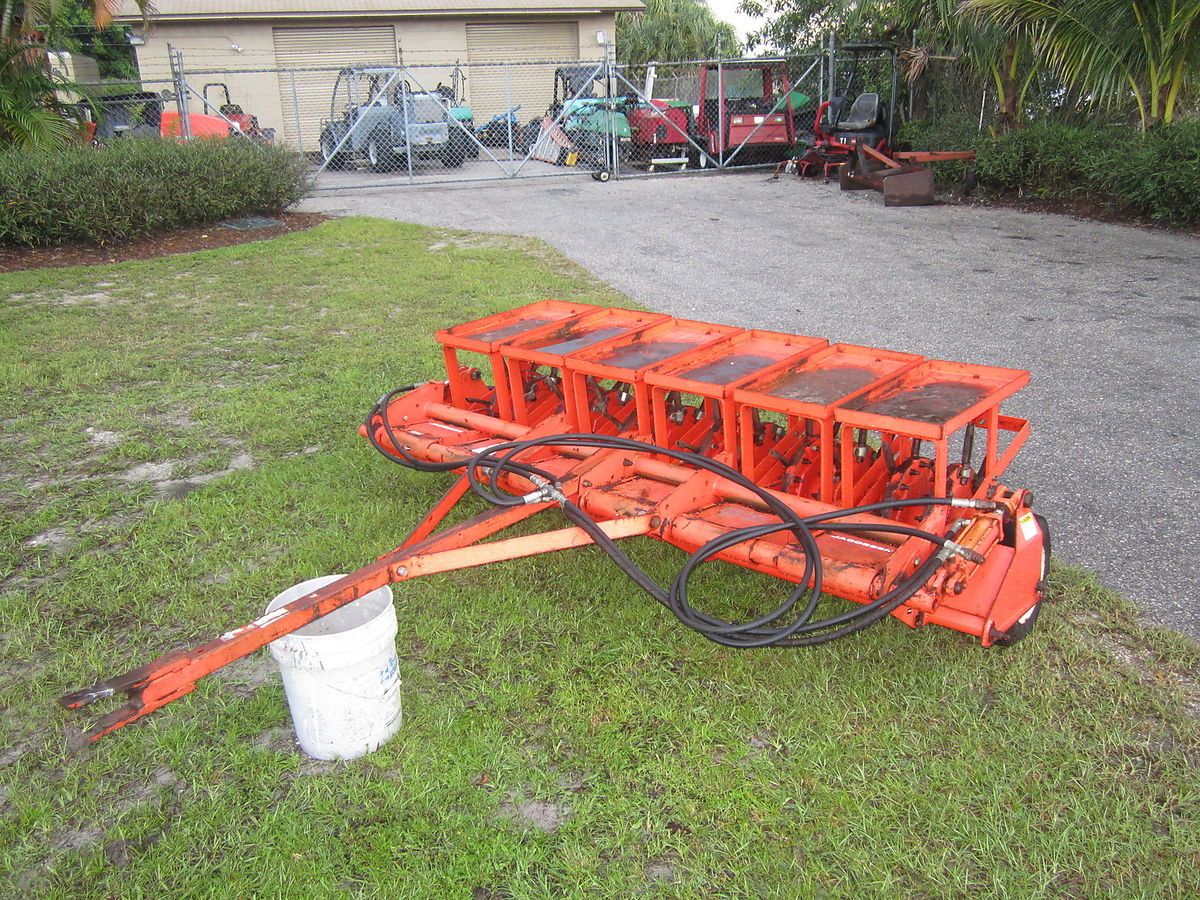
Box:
[366,392,991,647]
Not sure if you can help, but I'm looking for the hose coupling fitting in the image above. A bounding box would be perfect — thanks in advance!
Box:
[523,475,568,505]
[937,540,986,565]
[950,498,1000,510]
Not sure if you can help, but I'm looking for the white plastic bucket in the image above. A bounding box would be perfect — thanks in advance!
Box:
[266,575,402,761]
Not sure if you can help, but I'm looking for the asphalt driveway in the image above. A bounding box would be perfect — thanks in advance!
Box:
[302,172,1200,637]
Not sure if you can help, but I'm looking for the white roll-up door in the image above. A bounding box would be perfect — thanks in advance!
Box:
[273,26,398,149]
[465,22,580,120]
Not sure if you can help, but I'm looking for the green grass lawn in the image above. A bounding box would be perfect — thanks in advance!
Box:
[1,217,1197,897]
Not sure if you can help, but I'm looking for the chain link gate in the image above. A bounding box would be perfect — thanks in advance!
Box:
[159,50,828,191]
[306,59,612,188]
[602,54,825,180]
[600,53,825,181]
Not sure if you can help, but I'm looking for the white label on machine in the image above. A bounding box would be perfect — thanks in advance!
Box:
[1018,512,1039,542]
[754,116,765,124]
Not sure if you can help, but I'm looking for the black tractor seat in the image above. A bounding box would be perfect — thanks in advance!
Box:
[837,93,881,132]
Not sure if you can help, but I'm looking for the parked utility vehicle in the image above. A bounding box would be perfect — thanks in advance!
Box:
[319,67,461,172]
[695,61,795,164]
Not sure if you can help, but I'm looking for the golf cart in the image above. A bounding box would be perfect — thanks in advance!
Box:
[319,67,460,172]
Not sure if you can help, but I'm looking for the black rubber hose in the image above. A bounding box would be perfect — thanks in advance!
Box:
[366,399,977,647]
[365,387,558,490]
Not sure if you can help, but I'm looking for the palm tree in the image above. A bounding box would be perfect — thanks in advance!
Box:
[899,0,1040,127]
[962,0,1200,127]
[1,0,148,147]
[0,41,75,146]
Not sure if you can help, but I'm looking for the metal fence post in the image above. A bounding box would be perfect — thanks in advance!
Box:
[605,44,617,179]
[168,45,192,140]
[888,50,899,143]
[401,77,415,183]
[828,33,837,104]
[717,56,724,168]
[289,71,303,154]
[503,60,515,176]
[908,29,917,122]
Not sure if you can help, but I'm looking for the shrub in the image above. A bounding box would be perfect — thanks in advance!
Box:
[0,138,311,247]
[897,118,1200,224]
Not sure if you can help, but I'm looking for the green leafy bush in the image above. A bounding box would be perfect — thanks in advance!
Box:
[898,119,1200,224]
[0,138,311,247]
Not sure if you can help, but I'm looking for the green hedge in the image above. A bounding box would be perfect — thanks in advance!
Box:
[898,119,1200,225]
[0,138,311,247]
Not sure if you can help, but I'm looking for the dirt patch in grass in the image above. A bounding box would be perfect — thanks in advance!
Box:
[496,797,570,833]
[0,213,328,273]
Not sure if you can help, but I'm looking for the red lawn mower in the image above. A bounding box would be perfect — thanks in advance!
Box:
[794,43,897,179]
[202,83,275,142]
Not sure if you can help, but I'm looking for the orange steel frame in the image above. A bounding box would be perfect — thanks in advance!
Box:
[734,343,924,503]
[500,307,668,427]
[645,330,827,464]
[834,359,1029,506]
[435,299,605,419]
[563,318,746,436]
[61,302,1048,742]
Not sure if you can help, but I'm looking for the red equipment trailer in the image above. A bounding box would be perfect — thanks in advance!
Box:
[61,301,1050,743]
[696,61,795,165]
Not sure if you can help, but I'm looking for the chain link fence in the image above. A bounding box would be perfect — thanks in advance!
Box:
[74,37,1024,190]
[141,50,825,190]
[61,74,217,144]
[824,43,900,147]
[610,55,824,176]
[907,59,994,132]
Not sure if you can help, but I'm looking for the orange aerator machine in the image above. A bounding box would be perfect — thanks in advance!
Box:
[62,301,1050,741]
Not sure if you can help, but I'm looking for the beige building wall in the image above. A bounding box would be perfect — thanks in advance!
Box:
[129,13,616,149]
[131,22,286,140]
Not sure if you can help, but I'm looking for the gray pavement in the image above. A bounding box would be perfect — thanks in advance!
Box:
[302,171,1200,637]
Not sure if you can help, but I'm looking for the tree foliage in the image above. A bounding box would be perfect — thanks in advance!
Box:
[739,0,1199,128]
[0,42,75,147]
[617,0,741,65]
[964,0,1200,127]
[0,0,146,148]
